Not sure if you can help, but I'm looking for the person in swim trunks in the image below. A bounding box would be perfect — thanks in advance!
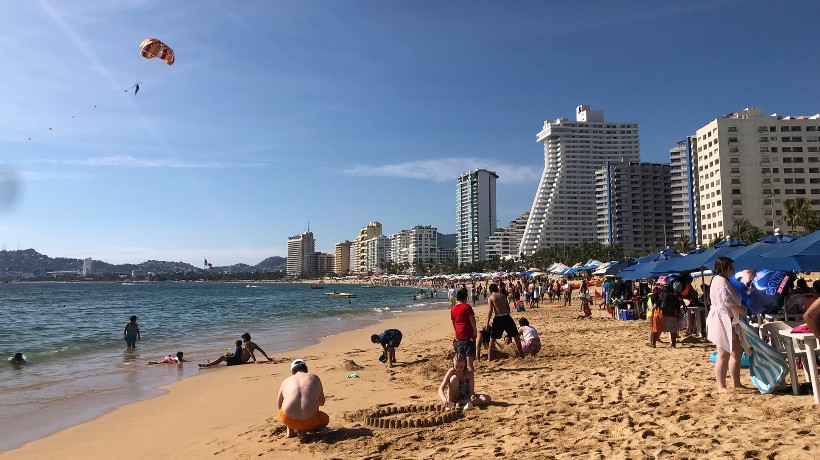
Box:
[371,329,402,368]
[278,359,328,438]
[486,283,523,361]
[437,352,491,409]
[199,340,244,367]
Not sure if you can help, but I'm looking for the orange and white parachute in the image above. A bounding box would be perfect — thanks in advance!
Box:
[139,38,175,66]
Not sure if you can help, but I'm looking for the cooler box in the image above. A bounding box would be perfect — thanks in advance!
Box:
[619,309,637,320]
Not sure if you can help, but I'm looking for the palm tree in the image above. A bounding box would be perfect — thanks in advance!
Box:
[674,234,693,254]
[781,197,812,234]
[728,218,760,244]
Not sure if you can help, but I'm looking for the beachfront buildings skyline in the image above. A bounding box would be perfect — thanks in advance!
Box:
[353,221,383,273]
[691,107,820,245]
[519,105,640,255]
[595,160,673,252]
[456,169,498,265]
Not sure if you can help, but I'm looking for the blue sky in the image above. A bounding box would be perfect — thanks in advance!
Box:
[1,0,819,265]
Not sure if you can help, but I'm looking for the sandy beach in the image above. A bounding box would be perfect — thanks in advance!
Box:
[3,300,820,460]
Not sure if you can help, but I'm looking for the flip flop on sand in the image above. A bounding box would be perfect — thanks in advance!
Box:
[645,343,655,348]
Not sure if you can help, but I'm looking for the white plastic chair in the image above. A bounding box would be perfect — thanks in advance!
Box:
[760,321,810,394]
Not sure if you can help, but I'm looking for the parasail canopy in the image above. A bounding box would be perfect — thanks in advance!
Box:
[139,38,175,66]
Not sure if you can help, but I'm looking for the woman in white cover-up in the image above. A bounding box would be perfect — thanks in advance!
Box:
[706,256,747,393]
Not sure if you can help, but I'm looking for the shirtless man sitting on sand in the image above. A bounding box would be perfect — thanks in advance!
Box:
[486,283,524,361]
[278,359,328,438]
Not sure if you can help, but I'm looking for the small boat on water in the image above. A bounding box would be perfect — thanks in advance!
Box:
[326,292,357,299]
[310,285,324,289]
[246,284,259,288]
[361,285,376,288]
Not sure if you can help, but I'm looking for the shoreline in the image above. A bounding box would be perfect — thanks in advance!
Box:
[0,300,454,457]
[4,300,820,459]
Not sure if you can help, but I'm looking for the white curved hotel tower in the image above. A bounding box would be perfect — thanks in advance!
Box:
[519,105,640,255]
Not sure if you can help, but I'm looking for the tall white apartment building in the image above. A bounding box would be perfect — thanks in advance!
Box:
[520,105,640,255]
[485,211,529,259]
[694,107,820,244]
[354,221,383,273]
[408,225,438,265]
[669,139,700,246]
[287,231,315,277]
[389,230,411,264]
[363,236,390,273]
[456,169,498,265]
[595,160,673,253]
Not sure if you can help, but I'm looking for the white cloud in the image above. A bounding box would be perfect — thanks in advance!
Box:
[44,155,267,169]
[339,157,542,183]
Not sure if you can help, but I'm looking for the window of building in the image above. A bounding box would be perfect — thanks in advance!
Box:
[732,189,741,195]
[728,126,738,132]
[781,126,789,132]
[792,126,802,132]
[731,167,741,173]
[732,199,742,205]
[797,189,806,194]
[730,158,739,163]
[771,147,779,152]
[760,147,769,152]
[731,178,741,184]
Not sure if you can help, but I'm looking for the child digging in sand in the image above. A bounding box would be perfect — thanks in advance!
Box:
[370,329,402,368]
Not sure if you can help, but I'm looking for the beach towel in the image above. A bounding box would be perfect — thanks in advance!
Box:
[735,315,787,394]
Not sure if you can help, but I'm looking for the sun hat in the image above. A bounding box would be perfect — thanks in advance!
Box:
[290,359,306,371]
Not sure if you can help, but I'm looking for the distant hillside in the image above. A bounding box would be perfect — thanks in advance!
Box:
[255,256,287,271]
[437,233,456,250]
[0,249,286,277]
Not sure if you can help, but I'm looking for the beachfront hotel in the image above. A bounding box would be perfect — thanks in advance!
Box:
[670,139,701,246]
[595,159,673,252]
[333,241,352,275]
[485,211,529,259]
[353,221,386,273]
[388,226,438,269]
[519,105,640,255]
[286,231,315,277]
[456,169,498,264]
[693,107,820,244]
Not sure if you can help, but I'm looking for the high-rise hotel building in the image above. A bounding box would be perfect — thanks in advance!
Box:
[456,169,498,265]
[334,241,352,275]
[694,107,820,244]
[669,139,700,246]
[520,105,640,255]
[595,160,673,253]
[286,231,315,277]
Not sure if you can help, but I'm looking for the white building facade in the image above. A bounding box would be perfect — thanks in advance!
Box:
[456,169,498,265]
[520,105,640,255]
[694,107,820,244]
[286,231,316,277]
[669,139,701,247]
[485,211,529,259]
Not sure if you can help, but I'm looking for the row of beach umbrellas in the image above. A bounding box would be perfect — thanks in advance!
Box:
[608,230,820,281]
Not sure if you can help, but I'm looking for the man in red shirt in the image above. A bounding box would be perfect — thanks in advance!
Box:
[450,288,477,385]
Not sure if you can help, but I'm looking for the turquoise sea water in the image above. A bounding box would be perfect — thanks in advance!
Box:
[0,281,446,452]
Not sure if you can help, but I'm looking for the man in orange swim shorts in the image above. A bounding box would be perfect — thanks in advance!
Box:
[277,359,328,438]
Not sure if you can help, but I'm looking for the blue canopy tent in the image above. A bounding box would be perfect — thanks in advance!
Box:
[701,232,801,272]
[758,229,820,272]
[651,244,745,274]
[616,249,681,280]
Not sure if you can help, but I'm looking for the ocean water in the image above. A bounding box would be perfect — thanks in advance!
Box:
[0,281,446,452]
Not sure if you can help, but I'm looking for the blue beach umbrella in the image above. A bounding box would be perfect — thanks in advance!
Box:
[758,229,820,272]
[653,245,743,274]
[714,233,801,271]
